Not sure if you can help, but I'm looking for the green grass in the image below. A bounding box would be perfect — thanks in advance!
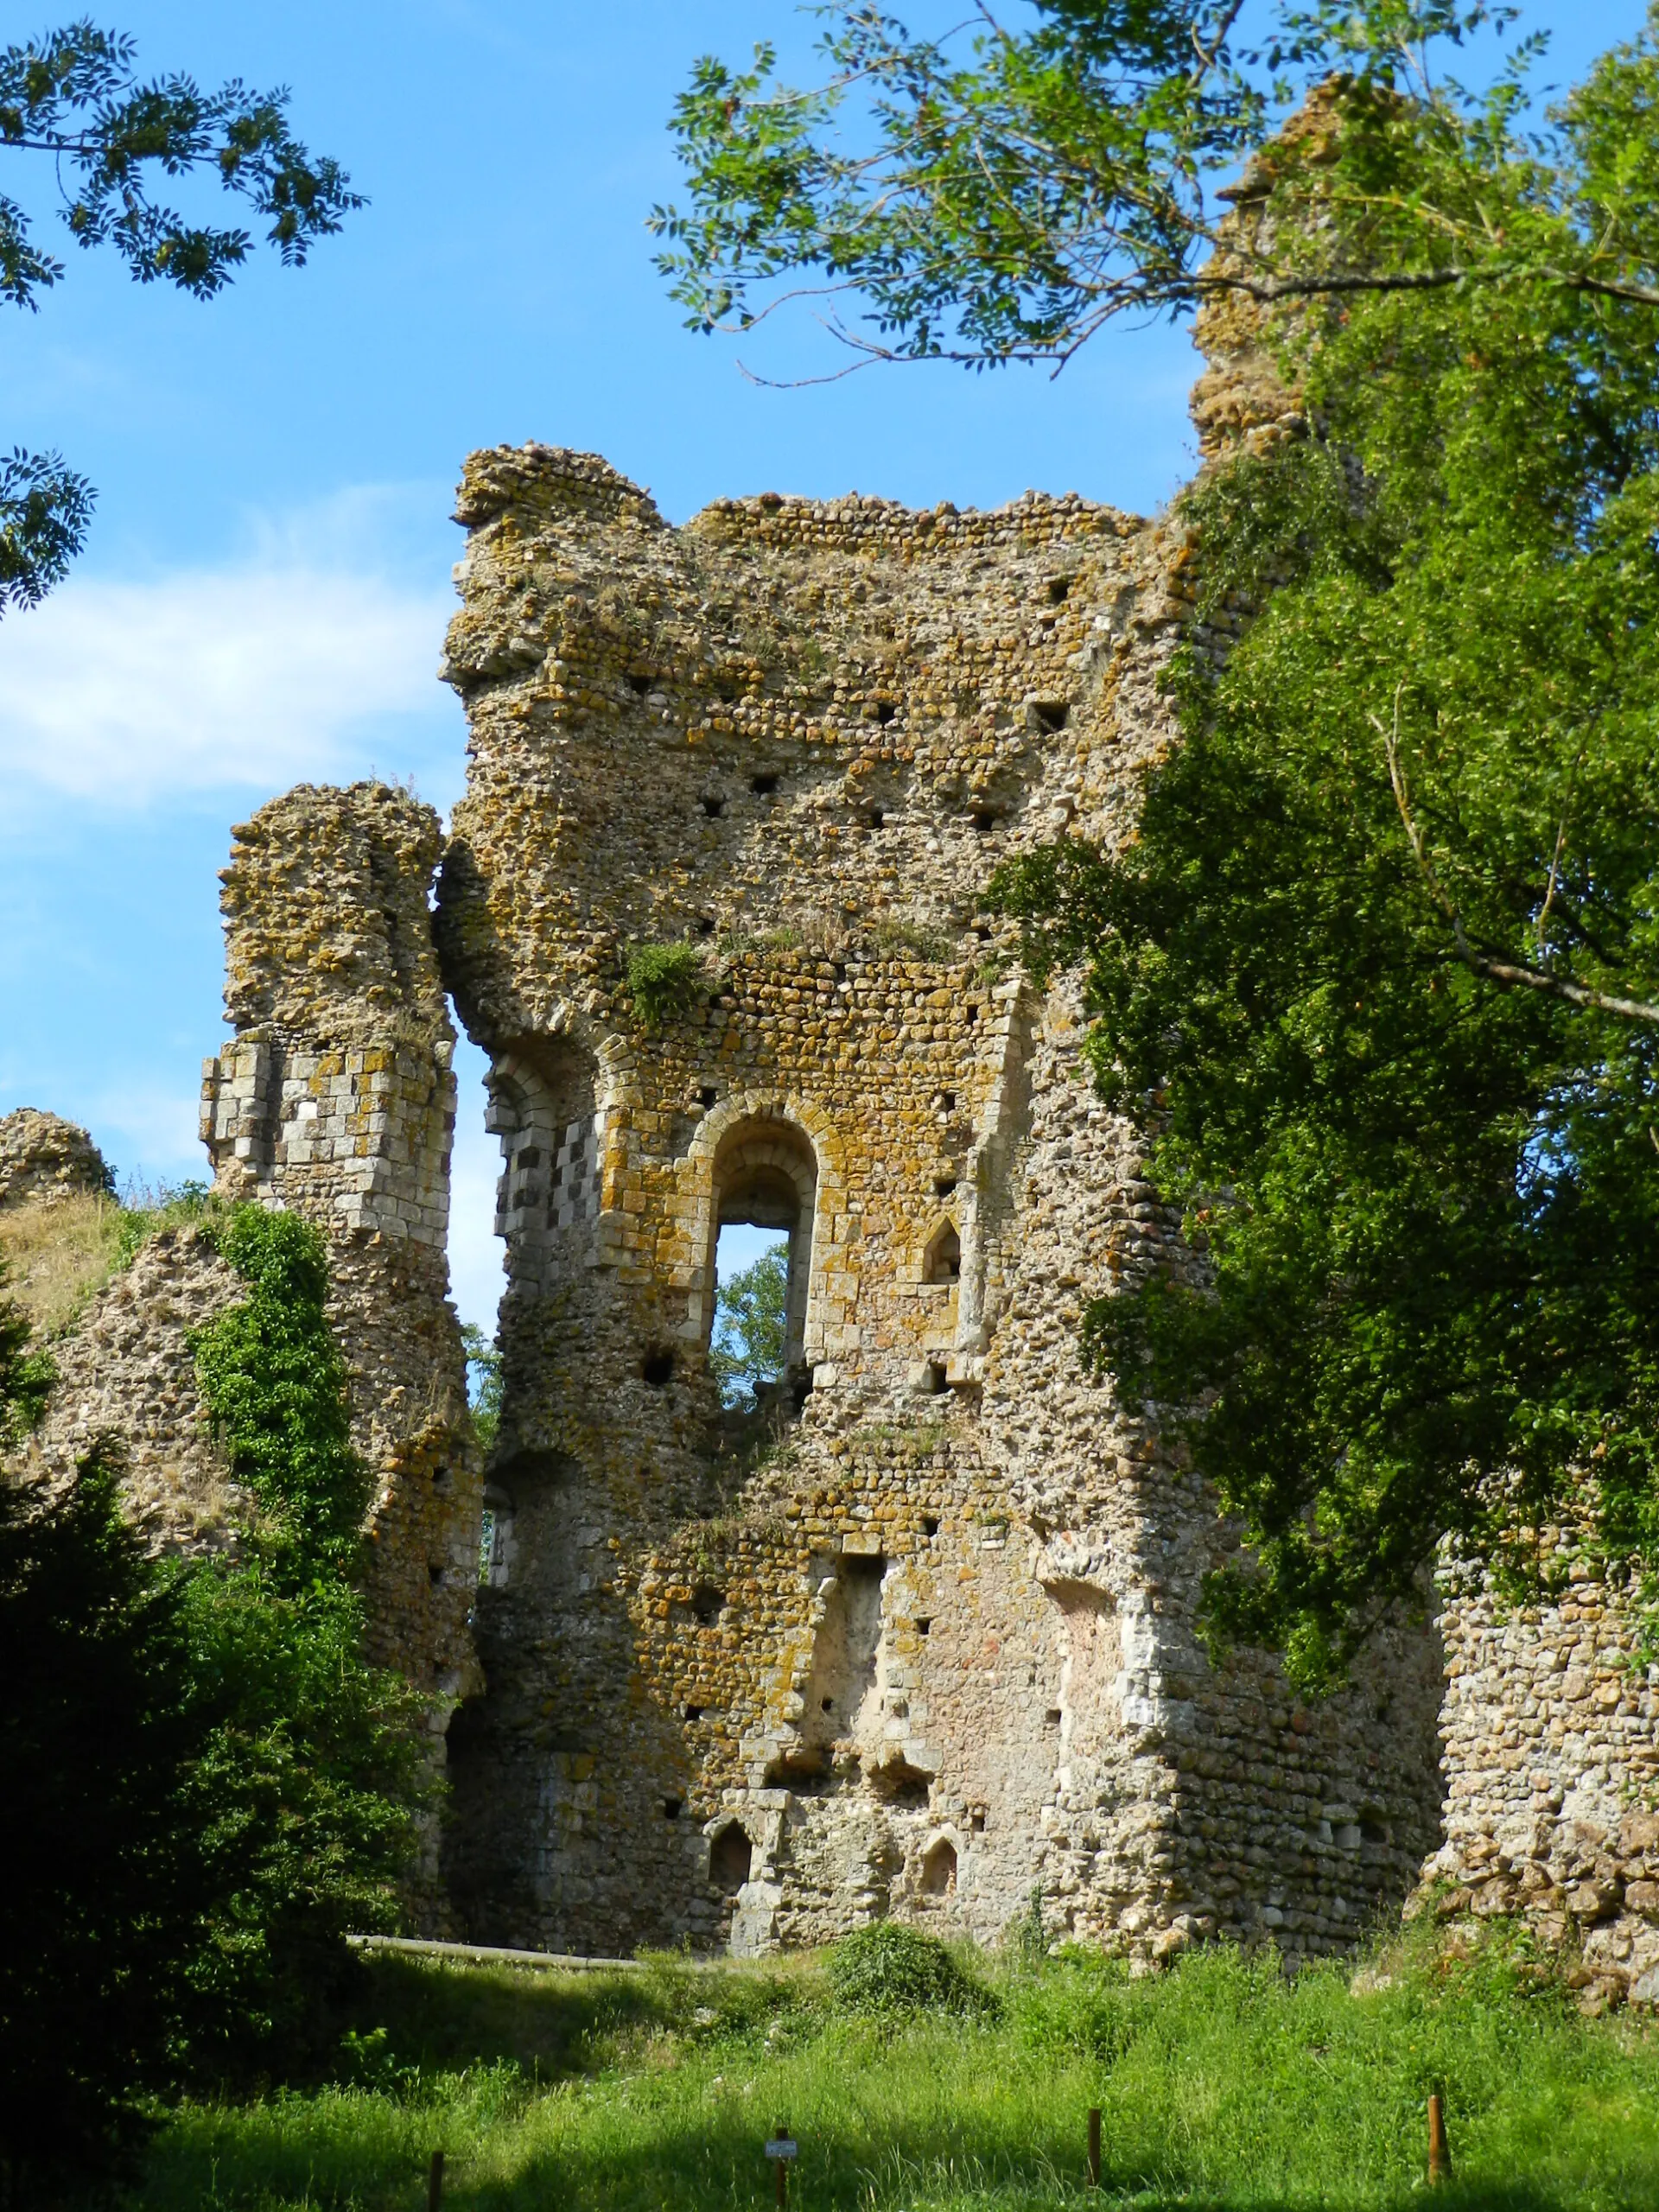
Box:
[138,1936,1659,2212]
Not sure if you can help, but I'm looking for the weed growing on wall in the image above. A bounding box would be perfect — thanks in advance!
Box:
[626,939,708,1028]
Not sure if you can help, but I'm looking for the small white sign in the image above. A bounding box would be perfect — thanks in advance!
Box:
[765,2139,798,2161]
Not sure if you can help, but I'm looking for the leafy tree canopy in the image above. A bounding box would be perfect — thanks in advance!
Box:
[0,1206,420,2190]
[712,1241,790,1406]
[2,19,359,613]
[462,1321,503,1455]
[654,3,1659,376]
[994,22,1659,1688]
[0,1440,209,2194]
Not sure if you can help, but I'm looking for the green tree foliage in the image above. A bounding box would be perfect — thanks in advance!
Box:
[185,1208,422,2067]
[651,3,1657,373]
[462,1321,503,1455]
[0,1444,209,2196]
[0,1252,54,1446]
[1,21,359,611]
[994,22,1659,1687]
[0,1208,421,2190]
[172,1565,418,2082]
[711,1241,789,1406]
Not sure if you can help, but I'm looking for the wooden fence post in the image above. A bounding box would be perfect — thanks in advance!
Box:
[1427,2094,1450,2186]
[428,2149,444,2212]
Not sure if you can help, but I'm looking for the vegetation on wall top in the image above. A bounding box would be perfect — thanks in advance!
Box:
[626,939,710,1029]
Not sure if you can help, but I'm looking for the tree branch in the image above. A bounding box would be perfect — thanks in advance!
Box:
[1371,699,1659,1027]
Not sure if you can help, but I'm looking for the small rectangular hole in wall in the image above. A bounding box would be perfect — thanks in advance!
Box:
[698,1085,719,1108]
[751,772,779,795]
[1046,575,1073,604]
[934,1176,957,1198]
[429,1563,446,1587]
[938,1092,956,1114]
[663,1797,683,1820]
[1034,702,1070,733]
[683,1705,704,1722]
[923,1515,940,1537]
[629,672,652,695]
[916,1618,932,1637]
[970,809,998,834]
[865,805,886,829]
[874,700,897,725]
[694,915,716,937]
[1045,1707,1063,1725]
[702,795,725,818]
[925,1361,948,1395]
[969,1807,987,1833]
[690,1582,724,1625]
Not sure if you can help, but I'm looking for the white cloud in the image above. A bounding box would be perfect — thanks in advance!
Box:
[0,490,459,807]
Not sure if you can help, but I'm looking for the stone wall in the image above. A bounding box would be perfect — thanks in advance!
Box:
[1417,1545,1659,2011]
[10,790,478,1746]
[200,782,480,1701]
[29,1224,248,1558]
[432,442,1446,1961]
[0,1108,113,1211]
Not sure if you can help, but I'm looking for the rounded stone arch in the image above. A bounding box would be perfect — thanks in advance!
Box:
[708,1817,753,1894]
[922,1215,962,1285]
[683,1092,846,1363]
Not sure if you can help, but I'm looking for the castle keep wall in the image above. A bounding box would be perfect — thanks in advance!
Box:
[434,442,1445,1959]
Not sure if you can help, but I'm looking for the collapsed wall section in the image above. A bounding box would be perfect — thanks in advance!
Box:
[434,442,1444,1959]
[200,782,478,1703]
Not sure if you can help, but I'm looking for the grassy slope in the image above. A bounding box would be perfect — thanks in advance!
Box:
[142,1936,1659,2212]
[0,1192,125,1337]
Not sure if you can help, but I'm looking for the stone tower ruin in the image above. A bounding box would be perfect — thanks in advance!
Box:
[422,443,1446,1959]
[18,425,1659,1995]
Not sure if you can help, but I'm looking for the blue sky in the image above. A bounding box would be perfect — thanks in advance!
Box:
[0,0,1644,1333]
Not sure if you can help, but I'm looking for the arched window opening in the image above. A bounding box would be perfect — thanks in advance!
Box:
[921,1838,957,1896]
[707,1116,817,1397]
[479,1484,514,1587]
[710,1821,753,1893]
[923,1219,961,1284]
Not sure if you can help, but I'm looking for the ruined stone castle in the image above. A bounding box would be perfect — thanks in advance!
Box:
[8,387,1659,2004]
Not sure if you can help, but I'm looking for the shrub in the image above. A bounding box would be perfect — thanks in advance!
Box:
[0,1452,212,2195]
[826,1921,995,2021]
[626,940,708,1028]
